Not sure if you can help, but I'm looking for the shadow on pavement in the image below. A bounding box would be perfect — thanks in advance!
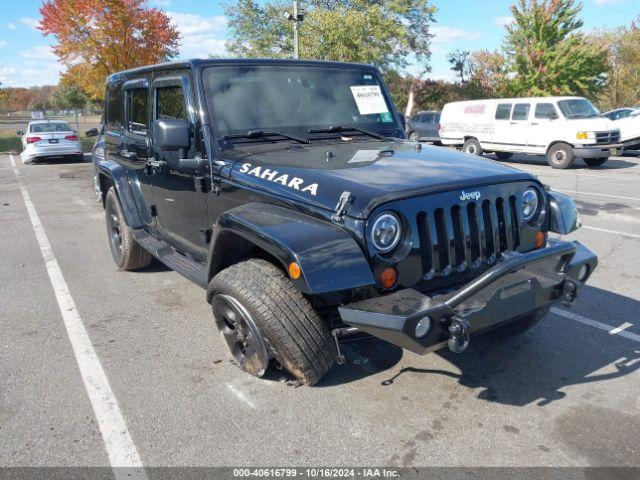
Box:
[358,285,640,405]
[494,154,638,170]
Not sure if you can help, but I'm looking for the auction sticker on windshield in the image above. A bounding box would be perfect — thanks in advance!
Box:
[350,85,389,115]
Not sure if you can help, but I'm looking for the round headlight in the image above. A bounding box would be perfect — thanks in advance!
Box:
[522,188,540,222]
[371,212,401,253]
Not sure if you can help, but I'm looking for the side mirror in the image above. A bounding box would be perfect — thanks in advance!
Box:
[17,130,24,136]
[85,127,99,137]
[152,118,190,152]
[549,112,559,120]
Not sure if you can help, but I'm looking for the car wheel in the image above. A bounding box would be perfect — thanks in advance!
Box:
[209,259,336,385]
[408,131,419,142]
[104,187,153,271]
[489,307,549,338]
[463,138,483,156]
[583,157,609,167]
[547,143,575,169]
[495,151,514,160]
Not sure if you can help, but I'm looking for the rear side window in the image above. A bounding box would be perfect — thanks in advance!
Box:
[535,103,557,119]
[106,82,124,130]
[156,86,186,119]
[495,103,512,120]
[126,88,148,135]
[512,103,531,121]
[423,113,434,123]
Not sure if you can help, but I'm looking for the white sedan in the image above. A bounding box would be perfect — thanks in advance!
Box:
[18,120,84,164]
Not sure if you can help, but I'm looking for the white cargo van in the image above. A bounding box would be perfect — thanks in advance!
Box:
[439,97,621,168]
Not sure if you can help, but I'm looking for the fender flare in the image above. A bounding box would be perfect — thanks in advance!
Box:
[97,159,143,229]
[207,203,375,295]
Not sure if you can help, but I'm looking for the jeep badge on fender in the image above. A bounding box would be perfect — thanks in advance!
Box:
[95,58,597,386]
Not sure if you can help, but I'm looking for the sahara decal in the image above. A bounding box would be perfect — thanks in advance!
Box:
[239,163,319,196]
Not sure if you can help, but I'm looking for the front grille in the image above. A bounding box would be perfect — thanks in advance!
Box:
[595,131,620,144]
[416,196,520,278]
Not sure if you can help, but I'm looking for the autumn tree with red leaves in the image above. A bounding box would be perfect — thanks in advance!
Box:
[39,0,180,100]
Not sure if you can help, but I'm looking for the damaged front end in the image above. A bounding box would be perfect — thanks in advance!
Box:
[338,190,596,355]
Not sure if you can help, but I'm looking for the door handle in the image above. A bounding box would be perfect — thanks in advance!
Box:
[531,122,539,126]
[509,122,517,125]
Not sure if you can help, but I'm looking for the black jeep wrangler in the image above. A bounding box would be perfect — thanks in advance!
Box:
[97,59,596,385]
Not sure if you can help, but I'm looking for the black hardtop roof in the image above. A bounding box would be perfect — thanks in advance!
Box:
[106,58,378,83]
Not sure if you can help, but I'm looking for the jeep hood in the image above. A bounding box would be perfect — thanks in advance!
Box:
[225,140,536,219]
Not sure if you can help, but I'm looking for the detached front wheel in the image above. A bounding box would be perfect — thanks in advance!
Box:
[209,259,336,385]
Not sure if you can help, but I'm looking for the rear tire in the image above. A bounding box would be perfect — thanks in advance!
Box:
[408,131,419,142]
[490,307,549,338]
[209,259,336,386]
[547,143,575,169]
[463,138,483,156]
[583,157,608,167]
[495,151,514,160]
[104,187,153,271]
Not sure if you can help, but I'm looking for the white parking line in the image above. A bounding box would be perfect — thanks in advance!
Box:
[9,155,147,479]
[226,383,256,409]
[609,322,634,335]
[551,307,640,343]
[582,226,640,240]
[554,189,640,202]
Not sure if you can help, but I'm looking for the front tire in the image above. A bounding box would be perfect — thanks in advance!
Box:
[104,187,153,271]
[547,143,575,169]
[209,259,336,385]
[463,138,483,156]
[583,157,608,167]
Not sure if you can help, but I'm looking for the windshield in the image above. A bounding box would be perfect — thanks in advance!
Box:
[557,99,600,119]
[202,65,399,139]
[30,122,72,133]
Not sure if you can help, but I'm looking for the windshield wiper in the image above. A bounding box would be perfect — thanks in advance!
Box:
[224,129,309,144]
[307,125,386,140]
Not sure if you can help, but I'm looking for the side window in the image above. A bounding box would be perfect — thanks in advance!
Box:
[126,88,148,136]
[106,83,124,130]
[512,103,531,121]
[535,103,557,119]
[495,103,512,120]
[616,109,631,120]
[412,114,424,122]
[434,112,441,123]
[423,113,434,123]
[156,86,186,120]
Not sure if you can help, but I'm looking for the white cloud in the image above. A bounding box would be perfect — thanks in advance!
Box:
[6,22,18,30]
[20,45,55,60]
[0,62,61,87]
[21,17,39,30]
[494,16,514,26]
[169,12,228,58]
[431,25,482,44]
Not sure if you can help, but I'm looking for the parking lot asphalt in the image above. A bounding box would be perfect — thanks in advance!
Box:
[1,151,639,470]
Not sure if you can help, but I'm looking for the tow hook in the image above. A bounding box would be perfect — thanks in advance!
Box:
[562,279,578,307]
[447,317,470,353]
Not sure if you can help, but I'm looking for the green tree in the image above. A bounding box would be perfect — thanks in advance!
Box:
[504,0,607,98]
[53,84,88,110]
[447,49,471,84]
[466,49,512,98]
[224,0,436,73]
[590,19,640,110]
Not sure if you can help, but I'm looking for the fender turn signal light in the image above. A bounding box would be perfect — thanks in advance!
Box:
[535,231,547,249]
[288,261,301,280]
[379,267,397,289]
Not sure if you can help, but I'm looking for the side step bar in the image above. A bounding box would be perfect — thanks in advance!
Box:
[133,230,208,288]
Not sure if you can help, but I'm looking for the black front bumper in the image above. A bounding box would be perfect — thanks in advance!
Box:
[338,240,597,355]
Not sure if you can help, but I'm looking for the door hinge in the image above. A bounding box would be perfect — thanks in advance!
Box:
[332,191,354,224]
[150,205,157,217]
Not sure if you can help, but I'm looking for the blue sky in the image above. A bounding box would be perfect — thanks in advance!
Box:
[0,0,637,88]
